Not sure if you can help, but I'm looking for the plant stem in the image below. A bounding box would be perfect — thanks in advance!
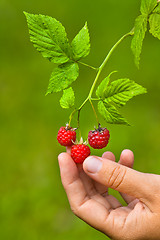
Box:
[78,97,89,111]
[99,31,134,71]
[69,29,134,126]
[69,109,77,126]
[78,61,98,71]
[89,99,99,124]
[91,98,100,101]
[88,30,134,99]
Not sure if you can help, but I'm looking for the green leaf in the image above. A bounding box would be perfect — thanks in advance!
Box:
[149,13,160,40]
[103,78,147,108]
[60,87,75,108]
[46,62,79,94]
[98,101,130,125]
[71,22,90,61]
[96,77,110,99]
[24,12,70,64]
[131,15,148,68]
[96,71,117,99]
[140,0,158,15]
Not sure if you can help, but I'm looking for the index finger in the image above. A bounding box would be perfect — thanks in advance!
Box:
[58,152,111,233]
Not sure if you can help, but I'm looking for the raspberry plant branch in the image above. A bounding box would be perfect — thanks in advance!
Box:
[69,29,135,126]
[78,61,98,71]
[100,30,134,71]
[24,0,160,131]
[89,98,99,124]
[88,29,134,99]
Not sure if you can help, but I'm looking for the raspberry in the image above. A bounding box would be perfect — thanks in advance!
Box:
[88,124,110,149]
[57,124,76,146]
[71,144,91,164]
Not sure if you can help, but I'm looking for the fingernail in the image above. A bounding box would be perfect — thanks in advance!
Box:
[84,157,102,173]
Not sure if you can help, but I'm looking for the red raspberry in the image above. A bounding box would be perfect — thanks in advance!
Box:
[57,124,76,146]
[88,124,110,149]
[71,144,91,164]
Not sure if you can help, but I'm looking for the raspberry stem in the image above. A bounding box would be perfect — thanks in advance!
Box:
[69,109,77,126]
[89,99,99,124]
[88,30,134,99]
[69,29,134,127]
[78,61,98,71]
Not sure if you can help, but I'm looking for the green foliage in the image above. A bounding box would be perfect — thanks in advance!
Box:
[140,0,158,15]
[96,71,117,99]
[102,78,147,108]
[46,62,79,94]
[131,15,148,68]
[60,87,75,108]
[96,76,110,99]
[97,74,146,125]
[24,12,92,109]
[24,6,156,126]
[98,101,130,125]
[24,12,70,64]
[149,12,160,40]
[71,22,90,61]
[131,1,160,68]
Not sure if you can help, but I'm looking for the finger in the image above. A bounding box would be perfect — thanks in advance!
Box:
[106,195,122,209]
[118,149,134,168]
[83,156,157,208]
[118,149,136,204]
[94,152,116,195]
[58,153,89,208]
[120,190,136,205]
[102,151,116,161]
[77,165,112,209]
[58,152,111,233]
[65,151,115,209]
[127,199,139,209]
[77,164,121,210]
[66,146,71,155]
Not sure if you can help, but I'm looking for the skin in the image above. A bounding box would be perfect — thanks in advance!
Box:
[58,149,160,240]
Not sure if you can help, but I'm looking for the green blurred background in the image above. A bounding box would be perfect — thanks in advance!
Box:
[0,0,160,239]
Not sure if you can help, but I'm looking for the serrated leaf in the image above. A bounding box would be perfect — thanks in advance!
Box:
[140,0,158,15]
[46,62,79,94]
[131,15,148,68]
[96,71,117,99]
[60,87,75,108]
[98,101,130,125]
[71,22,90,61]
[149,13,160,40]
[103,78,147,108]
[24,12,70,64]
[96,76,110,99]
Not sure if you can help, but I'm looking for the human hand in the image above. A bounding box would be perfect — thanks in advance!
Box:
[58,149,160,240]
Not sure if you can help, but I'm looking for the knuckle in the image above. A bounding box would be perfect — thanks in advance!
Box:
[107,165,126,190]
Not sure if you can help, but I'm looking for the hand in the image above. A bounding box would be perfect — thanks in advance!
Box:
[58,149,160,240]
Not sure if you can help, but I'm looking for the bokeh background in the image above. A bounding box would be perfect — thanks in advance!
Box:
[0,0,160,239]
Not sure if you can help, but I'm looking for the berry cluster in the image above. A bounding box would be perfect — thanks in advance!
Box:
[57,123,110,164]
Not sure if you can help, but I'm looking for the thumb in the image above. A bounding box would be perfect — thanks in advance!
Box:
[83,156,156,203]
